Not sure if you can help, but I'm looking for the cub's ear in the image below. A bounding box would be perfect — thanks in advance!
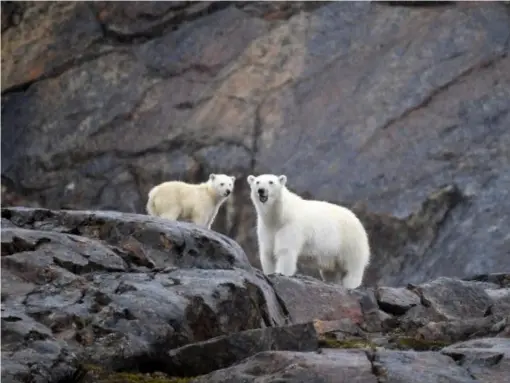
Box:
[231,176,236,182]
[278,175,287,186]
[209,174,216,181]
[247,175,255,185]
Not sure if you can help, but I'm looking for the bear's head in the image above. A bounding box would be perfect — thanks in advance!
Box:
[208,173,236,198]
[247,174,287,205]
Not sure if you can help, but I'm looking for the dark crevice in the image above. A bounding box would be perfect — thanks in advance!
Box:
[0,50,123,96]
[359,52,509,152]
[1,1,25,33]
[365,349,384,383]
[263,274,293,324]
[377,300,415,317]
[144,62,223,81]
[90,1,236,46]
[442,352,485,381]
[446,348,504,369]
[239,1,329,20]
[116,353,171,374]
[1,235,51,256]
[379,53,508,131]
[1,2,237,96]
[51,256,125,275]
[54,365,88,383]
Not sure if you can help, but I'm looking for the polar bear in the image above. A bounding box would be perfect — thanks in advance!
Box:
[247,174,370,288]
[146,174,235,230]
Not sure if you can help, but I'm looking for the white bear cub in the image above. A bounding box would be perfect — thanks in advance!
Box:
[247,174,370,288]
[146,174,235,230]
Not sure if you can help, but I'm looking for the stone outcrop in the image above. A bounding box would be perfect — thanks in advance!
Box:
[1,207,509,383]
[2,1,510,287]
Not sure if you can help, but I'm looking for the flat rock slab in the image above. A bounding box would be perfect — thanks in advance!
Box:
[485,288,510,317]
[442,338,510,383]
[190,349,378,383]
[2,207,253,271]
[376,286,421,315]
[414,277,493,320]
[373,349,478,383]
[268,274,363,324]
[165,322,319,376]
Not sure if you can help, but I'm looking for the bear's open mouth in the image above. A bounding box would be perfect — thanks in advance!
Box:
[259,195,268,203]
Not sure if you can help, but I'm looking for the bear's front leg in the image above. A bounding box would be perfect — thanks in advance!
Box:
[192,211,211,229]
[274,225,302,276]
[257,226,276,274]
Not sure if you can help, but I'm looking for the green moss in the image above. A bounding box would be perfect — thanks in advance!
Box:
[319,338,376,350]
[82,364,103,372]
[394,337,451,351]
[81,364,196,383]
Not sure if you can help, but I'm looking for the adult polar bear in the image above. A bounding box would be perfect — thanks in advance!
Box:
[247,174,370,288]
[147,174,235,230]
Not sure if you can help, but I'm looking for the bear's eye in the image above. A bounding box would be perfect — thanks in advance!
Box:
[269,181,274,185]
[256,181,260,185]
[220,183,224,186]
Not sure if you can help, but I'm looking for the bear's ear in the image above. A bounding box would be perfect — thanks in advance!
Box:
[231,176,236,182]
[278,175,287,186]
[209,174,216,181]
[247,175,255,185]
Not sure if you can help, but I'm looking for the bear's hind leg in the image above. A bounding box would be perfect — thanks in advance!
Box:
[341,269,364,289]
[319,269,338,283]
[159,206,181,221]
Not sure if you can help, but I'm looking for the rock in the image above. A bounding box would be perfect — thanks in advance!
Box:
[164,322,319,377]
[413,277,493,320]
[442,338,510,383]
[190,350,378,383]
[376,286,421,315]
[354,288,396,333]
[1,227,129,273]
[1,207,289,382]
[1,2,103,92]
[1,307,79,383]
[2,206,254,271]
[373,350,478,383]
[268,274,363,324]
[397,305,448,332]
[2,1,510,288]
[465,273,510,289]
[486,289,510,317]
[416,316,505,344]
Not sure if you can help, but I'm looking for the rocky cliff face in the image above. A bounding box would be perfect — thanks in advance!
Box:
[2,1,510,286]
[2,207,510,383]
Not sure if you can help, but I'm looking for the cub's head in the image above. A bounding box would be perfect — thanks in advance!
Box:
[209,174,235,198]
[247,174,287,205]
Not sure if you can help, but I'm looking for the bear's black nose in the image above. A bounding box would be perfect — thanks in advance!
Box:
[225,190,231,196]
[257,188,265,195]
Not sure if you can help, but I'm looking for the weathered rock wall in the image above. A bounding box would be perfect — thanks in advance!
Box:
[2,1,510,285]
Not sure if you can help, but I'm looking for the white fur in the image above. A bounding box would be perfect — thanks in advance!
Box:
[146,174,235,230]
[247,174,370,288]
